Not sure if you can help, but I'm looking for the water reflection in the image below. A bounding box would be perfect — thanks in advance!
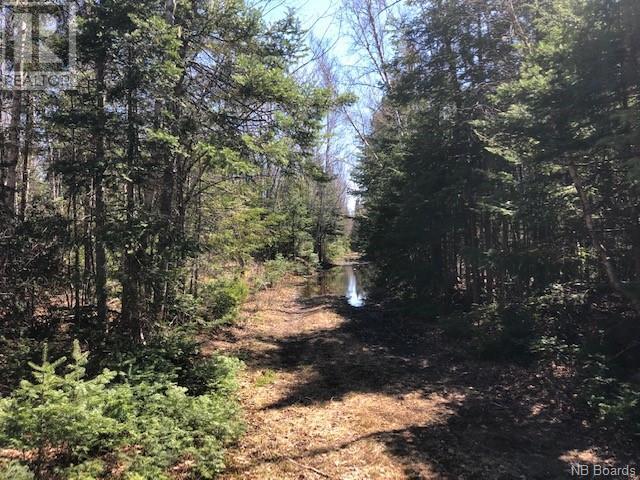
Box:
[303,264,370,307]
[345,265,366,307]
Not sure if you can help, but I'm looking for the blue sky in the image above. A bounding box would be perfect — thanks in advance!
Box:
[263,0,348,56]
[262,0,363,213]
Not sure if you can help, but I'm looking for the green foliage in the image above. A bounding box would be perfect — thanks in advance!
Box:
[0,342,123,460]
[65,459,106,480]
[582,356,640,435]
[0,210,69,324]
[531,336,580,363]
[206,199,273,269]
[199,278,249,325]
[172,292,202,324]
[0,0,349,478]
[0,337,43,394]
[438,304,537,364]
[3,0,345,342]
[101,331,242,396]
[598,385,640,432]
[0,342,243,479]
[325,237,350,265]
[0,461,34,480]
[254,369,278,388]
[297,242,320,271]
[118,381,242,479]
[355,0,640,435]
[259,254,295,290]
[473,305,536,364]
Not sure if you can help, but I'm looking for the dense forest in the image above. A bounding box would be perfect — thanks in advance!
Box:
[357,0,640,415]
[0,0,350,478]
[356,0,640,419]
[1,0,640,478]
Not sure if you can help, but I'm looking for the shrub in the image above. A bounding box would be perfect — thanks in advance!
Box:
[100,330,242,396]
[199,278,249,325]
[325,238,350,265]
[0,343,125,463]
[172,292,202,324]
[598,385,640,431]
[470,304,537,364]
[0,341,243,479]
[0,336,43,395]
[531,335,580,363]
[253,255,297,291]
[582,355,640,435]
[297,239,319,270]
[439,313,475,340]
[0,210,68,327]
[0,461,34,480]
[262,255,294,288]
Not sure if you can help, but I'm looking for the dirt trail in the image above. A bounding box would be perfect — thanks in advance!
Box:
[205,277,637,480]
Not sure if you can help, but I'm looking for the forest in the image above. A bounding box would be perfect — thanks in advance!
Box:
[0,0,639,478]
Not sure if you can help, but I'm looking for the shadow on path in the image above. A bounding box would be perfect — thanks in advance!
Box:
[223,286,639,479]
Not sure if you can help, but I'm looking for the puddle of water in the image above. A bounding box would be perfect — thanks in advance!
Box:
[303,264,371,307]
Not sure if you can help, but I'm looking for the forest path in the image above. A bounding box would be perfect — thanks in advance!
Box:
[205,277,632,479]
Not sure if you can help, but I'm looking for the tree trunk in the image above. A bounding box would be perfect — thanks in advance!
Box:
[19,94,33,222]
[72,193,82,318]
[94,58,108,328]
[121,76,142,339]
[2,8,23,216]
[4,75,22,217]
[152,0,179,321]
[568,161,640,314]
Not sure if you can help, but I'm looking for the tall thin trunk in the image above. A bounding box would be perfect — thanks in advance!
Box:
[154,143,176,321]
[153,0,179,320]
[631,214,640,281]
[5,66,23,215]
[94,58,108,328]
[72,193,81,318]
[121,73,142,339]
[2,9,16,213]
[19,94,33,222]
[190,181,203,297]
[568,161,640,314]
[81,191,93,306]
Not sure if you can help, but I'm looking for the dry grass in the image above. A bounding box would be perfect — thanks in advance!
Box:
[204,276,638,480]
[205,279,457,479]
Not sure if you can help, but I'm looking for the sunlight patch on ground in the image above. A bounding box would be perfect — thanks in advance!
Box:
[215,280,455,479]
[223,390,455,479]
[559,448,612,465]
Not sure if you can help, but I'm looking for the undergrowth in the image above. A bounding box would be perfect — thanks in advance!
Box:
[437,282,640,436]
[0,341,243,479]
